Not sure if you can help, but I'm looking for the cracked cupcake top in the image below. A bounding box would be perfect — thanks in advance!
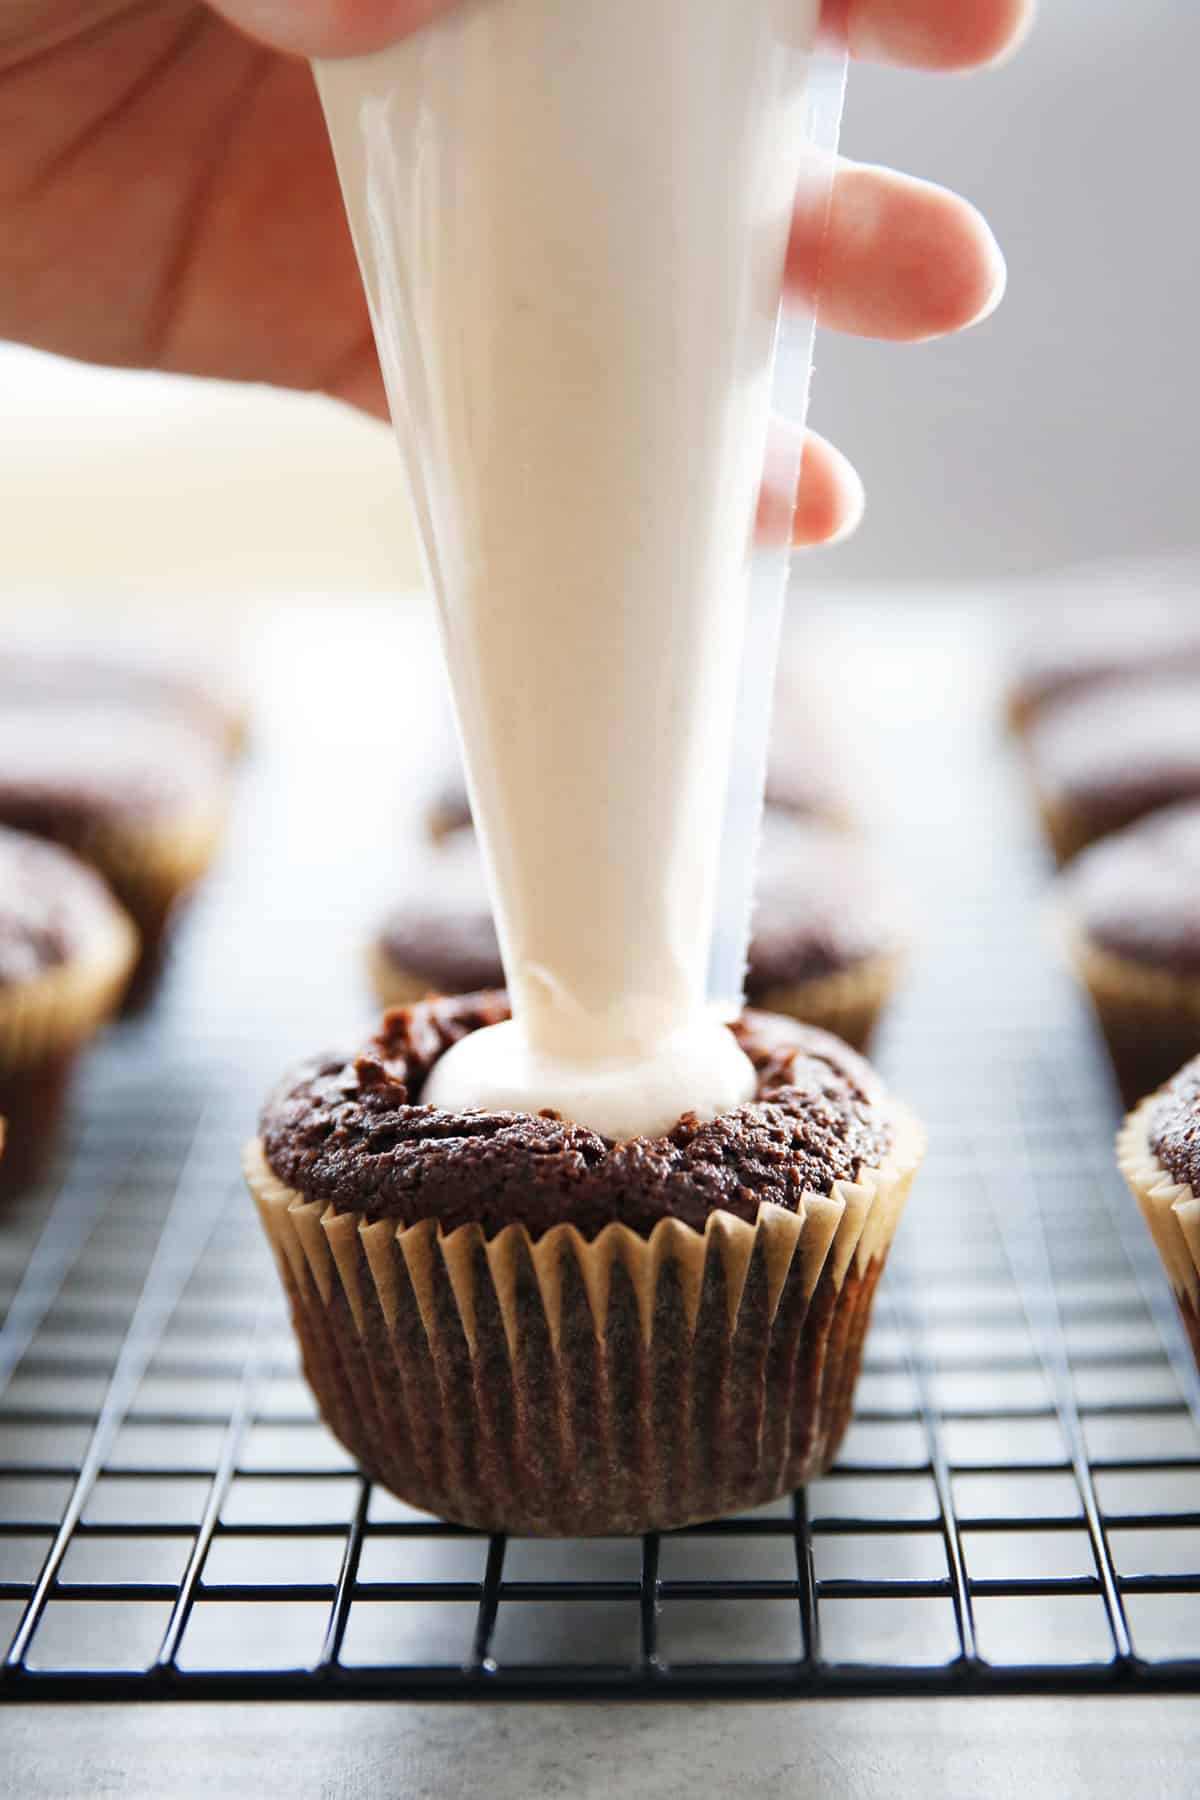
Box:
[260,992,896,1239]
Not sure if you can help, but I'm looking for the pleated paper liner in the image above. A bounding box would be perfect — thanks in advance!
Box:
[244,1108,924,1536]
[0,903,138,1193]
[368,948,907,1059]
[366,943,451,1013]
[72,792,228,1005]
[1057,910,1200,1108]
[1117,1099,1200,1372]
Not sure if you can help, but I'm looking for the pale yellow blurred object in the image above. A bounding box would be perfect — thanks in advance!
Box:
[1,345,424,600]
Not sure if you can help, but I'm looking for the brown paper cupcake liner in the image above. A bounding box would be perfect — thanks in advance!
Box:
[75,795,228,1001]
[1016,732,1093,866]
[0,906,137,1069]
[753,952,907,1058]
[1057,910,1200,1107]
[365,943,438,1012]
[244,1108,923,1536]
[0,903,137,1192]
[1031,790,1089,866]
[1117,1100,1200,1372]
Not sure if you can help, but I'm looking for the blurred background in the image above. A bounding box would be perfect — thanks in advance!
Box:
[3,0,1196,600]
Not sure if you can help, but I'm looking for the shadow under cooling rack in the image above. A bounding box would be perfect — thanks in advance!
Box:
[0,608,1198,1701]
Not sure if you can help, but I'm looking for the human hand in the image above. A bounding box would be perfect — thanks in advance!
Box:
[0,0,1031,546]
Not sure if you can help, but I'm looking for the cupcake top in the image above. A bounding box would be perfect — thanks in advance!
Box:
[376,837,507,996]
[1007,602,1200,730]
[0,703,225,842]
[746,817,906,995]
[1026,676,1200,849]
[0,633,247,753]
[0,826,132,988]
[380,816,904,1001]
[1062,802,1200,976]
[260,993,897,1239]
[1146,1055,1200,1191]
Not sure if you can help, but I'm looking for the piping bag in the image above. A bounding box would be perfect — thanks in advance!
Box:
[315,1,848,1134]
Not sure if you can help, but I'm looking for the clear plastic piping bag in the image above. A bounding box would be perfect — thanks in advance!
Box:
[705,12,849,1013]
[315,2,848,1051]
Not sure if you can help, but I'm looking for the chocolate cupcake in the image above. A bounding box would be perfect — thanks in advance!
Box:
[1118,1059,1200,1372]
[0,827,137,1192]
[0,631,249,757]
[1006,604,1200,735]
[0,702,228,996]
[373,818,908,1053]
[744,818,908,1048]
[1024,676,1200,864]
[1057,803,1200,1105]
[244,994,923,1535]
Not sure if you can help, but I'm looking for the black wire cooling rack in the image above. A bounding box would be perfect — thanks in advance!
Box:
[0,603,1198,1702]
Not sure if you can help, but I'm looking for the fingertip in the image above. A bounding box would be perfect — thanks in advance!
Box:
[906,183,1008,340]
[801,165,1008,344]
[792,434,866,550]
[850,0,1035,74]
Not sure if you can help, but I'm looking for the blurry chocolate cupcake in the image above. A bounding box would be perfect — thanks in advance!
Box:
[368,832,506,1006]
[1024,676,1200,864]
[374,818,907,1052]
[0,703,228,997]
[423,772,476,845]
[0,827,137,1193]
[1058,803,1200,1105]
[1118,1058,1200,1372]
[745,817,909,1049]
[244,995,923,1535]
[1006,602,1200,735]
[0,629,249,757]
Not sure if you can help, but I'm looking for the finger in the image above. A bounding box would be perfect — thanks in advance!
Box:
[205,0,455,59]
[324,336,389,419]
[787,160,1005,342]
[758,424,865,550]
[848,0,1035,72]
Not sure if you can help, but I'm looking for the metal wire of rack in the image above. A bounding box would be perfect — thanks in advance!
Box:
[0,604,1197,1702]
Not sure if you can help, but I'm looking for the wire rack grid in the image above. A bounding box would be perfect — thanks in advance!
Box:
[0,603,1197,1701]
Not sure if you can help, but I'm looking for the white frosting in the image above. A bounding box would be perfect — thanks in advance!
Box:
[317,0,819,1138]
[423,1014,756,1145]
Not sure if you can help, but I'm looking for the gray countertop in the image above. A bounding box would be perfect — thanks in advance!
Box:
[3,1698,1198,1799]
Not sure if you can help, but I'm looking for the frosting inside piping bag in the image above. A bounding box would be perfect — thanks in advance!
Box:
[316,0,846,1138]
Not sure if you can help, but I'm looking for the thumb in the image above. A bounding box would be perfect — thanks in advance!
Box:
[205,0,458,58]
